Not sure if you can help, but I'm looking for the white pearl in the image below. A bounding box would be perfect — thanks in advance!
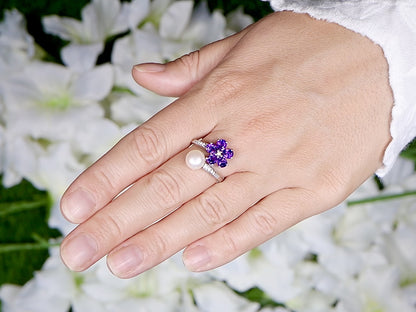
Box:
[186,150,205,170]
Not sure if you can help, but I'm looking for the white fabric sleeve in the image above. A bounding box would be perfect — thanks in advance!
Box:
[265,0,416,177]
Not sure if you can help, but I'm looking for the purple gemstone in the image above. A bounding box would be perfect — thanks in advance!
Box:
[224,149,234,159]
[218,159,228,167]
[216,139,227,149]
[206,143,216,154]
[206,155,217,165]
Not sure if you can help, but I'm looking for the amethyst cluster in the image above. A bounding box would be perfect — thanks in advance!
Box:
[205,139,234,168]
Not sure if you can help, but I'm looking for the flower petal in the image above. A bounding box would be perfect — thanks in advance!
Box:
[71,64,113,101]
[193,281,259,312]
[42,15,84,42]
[81,0,128,41]
[127,0,151,28]
[61,42,104,72]
[160,1,193,39]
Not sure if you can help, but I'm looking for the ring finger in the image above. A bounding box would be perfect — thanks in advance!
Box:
[106,171,267,278]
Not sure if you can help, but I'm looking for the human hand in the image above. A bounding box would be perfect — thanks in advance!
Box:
[60,12,393,278]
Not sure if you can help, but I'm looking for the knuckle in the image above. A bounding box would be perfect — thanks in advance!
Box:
[197,193,228,228]
[177,50,201,80]
[312,168,349,206]
[215,73,245,98]
[204,70,247,107]
[221,229,239,255]
[93,213,123,242]
[144,229,169,257]
[252,209,278,238]
[90,165,119,195]
[132,125,166,167]
[148,169,182,209]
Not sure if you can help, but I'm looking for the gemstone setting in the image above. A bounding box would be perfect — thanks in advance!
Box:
[204,139,234,168]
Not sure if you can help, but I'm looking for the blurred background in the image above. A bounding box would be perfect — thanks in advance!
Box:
[1,1,415,311]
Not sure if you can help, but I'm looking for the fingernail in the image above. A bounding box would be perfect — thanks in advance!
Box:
[61,233,98,271]
[133,63,165,73]
[62,188,95,222]
[183,245,211,272]
[107,246,143,278]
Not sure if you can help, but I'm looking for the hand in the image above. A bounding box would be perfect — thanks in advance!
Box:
[60,12,393,278]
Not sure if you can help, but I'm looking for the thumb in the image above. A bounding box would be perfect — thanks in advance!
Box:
[131,29,249,97]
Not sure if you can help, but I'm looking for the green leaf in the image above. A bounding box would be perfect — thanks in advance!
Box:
[347,190,416,206]
[234,286,288,309]
[401,138,416,165]
[0,176,61,287]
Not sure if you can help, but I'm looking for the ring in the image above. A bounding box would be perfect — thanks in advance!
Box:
[185,139,234,183]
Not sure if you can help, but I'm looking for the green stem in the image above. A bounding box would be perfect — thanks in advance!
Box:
[0,241,60,253]
[0,199,49,217]
[347,190,416,206]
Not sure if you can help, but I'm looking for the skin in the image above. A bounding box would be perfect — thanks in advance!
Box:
[59,12,393,278]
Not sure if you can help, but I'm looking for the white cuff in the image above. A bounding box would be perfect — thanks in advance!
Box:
[266,0,416,177]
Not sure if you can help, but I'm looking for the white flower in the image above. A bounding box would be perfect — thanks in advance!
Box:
[334,265,415,312]
[2,61,112,139]
[259,308,291,312]
[378,220,416,307]
[1,134,44,187]
[381,157,415,187]
[225,7,254,35]
[43,0,130,42]
[159,1,194,40]
[1,61,114,188]
[211,229,309,304]
[0,9,35,79]
[72,254,213,312]
[111,1,253,94]
[0,249,195,312]
[297,203,381,280]
[109,90,172,126]
[42,0,133,70]
[286,290,336,312]
[192,281,260,312]
[126,0,151,29]
[283,262,337,312]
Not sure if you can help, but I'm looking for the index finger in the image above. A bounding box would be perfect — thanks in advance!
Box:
[60,96,215,224]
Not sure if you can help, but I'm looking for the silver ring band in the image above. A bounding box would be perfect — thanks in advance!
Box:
[201,163,224,183]
[187,138,233,183]
[192,139,207,149]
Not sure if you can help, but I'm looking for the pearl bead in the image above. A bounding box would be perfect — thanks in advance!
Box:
[186,150,205,170]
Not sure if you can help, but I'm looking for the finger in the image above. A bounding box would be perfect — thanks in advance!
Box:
[131,25,251,97]
[60,146,213,271]
[60,91,216,224]
[182,188,320,272]
[106,172,267,278]
[60,138,245,272]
